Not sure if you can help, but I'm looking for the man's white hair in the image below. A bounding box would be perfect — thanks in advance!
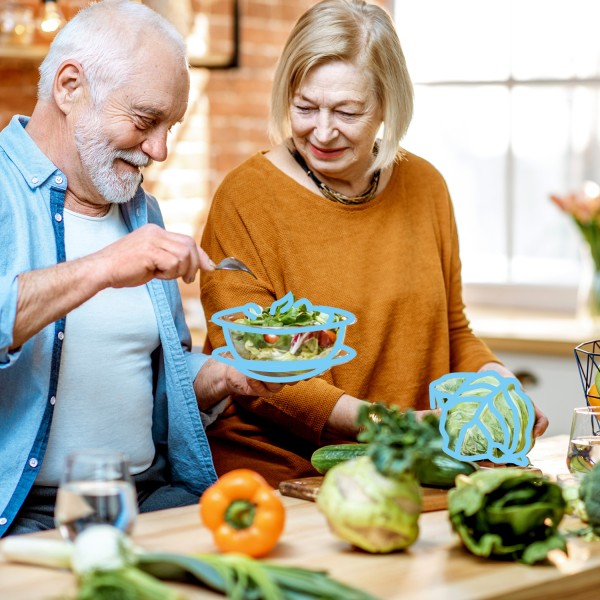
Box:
[38,0,188,106]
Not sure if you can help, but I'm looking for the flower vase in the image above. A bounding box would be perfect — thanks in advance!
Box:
[578,262,600,321]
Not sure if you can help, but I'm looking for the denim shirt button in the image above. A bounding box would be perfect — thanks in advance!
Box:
[50,396,56,405]
[0,517,6,526]
[57,331,64,341]
[31,177,38,184]
[29,458,38,468]
[54,176,64,185]
[54,213,62,222]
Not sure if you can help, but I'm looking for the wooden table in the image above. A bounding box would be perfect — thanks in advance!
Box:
[2,435,599,600]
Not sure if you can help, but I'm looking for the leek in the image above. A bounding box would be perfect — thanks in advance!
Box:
[1,525,378,600]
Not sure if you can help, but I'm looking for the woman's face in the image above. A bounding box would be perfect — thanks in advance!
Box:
[289,60,383,183]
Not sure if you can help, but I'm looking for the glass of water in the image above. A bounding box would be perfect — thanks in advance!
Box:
[55,449,138,541]
[567,406,600,475]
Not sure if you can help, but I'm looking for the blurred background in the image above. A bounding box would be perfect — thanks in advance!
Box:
[2,0,598,433]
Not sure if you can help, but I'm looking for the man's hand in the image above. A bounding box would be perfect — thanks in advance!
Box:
[12,224,215,350]
[92,223,214,288]
[194,358,285,412]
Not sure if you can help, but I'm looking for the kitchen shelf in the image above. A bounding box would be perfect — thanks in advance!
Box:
[467,304,600,356]
[0,44,48,60]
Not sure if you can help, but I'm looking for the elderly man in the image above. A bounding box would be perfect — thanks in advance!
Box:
[0,0,278,536]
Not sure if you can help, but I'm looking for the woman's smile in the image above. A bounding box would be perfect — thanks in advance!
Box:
[290,60,383,188]
[309,144,346,160]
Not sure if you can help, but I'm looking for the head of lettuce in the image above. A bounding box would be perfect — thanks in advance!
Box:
[430,371,535,466]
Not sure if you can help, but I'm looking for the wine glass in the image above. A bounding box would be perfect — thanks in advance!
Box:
[567,406,600,475]
[54,449,138,541]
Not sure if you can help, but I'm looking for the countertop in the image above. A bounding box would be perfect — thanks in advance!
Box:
[0,436,596,600]
[467,305,600,356]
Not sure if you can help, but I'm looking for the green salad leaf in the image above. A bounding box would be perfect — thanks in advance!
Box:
[448,468,567,564]
[231,294,344,362]
[241,297,331,328]
[432,373,534,464]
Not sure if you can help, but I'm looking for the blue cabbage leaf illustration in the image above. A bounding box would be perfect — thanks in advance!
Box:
[429,371,535,465]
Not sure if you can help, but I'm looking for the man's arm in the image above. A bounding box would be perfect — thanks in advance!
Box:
[11,224,213,349]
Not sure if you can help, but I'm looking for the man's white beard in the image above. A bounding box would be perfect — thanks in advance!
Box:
[74,112,152,204]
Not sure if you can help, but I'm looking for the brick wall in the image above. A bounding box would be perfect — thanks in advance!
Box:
[0,0,390,339]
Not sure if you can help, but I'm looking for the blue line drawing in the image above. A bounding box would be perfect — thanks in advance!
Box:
[429,371,535,465]
[211,292,357,383]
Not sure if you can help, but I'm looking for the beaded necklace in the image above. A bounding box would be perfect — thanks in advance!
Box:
[288,142,380,205]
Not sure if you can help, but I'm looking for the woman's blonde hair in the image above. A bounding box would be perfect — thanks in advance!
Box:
[269,0,413,173]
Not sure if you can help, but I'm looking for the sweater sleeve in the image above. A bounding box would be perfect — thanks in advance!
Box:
[199,161,345,444]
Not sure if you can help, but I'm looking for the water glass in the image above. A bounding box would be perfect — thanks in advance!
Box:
[567,406,600,475]
[54,449,138,541]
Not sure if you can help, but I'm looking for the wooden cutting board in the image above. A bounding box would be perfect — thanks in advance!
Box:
[279,476,450,512]
[279,464,543,513]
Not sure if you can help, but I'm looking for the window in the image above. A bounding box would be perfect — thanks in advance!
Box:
[394,0,600,310]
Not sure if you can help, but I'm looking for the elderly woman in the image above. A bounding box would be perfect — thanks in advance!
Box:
[200,0,548,485]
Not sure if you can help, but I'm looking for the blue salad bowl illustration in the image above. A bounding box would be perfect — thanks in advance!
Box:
[211,292,357,383]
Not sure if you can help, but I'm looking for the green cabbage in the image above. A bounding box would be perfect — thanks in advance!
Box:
[432,373,534,465]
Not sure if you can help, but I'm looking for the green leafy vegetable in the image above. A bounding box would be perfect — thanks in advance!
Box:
[556,465,600,542]
[357,404,443,477]
[432,373,534,464]
[231,294,343,362]
[240,294,338,328]
[580,462,600,529]
[448,468,567,564]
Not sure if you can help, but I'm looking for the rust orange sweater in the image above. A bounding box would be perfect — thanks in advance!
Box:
[200,150,497,485]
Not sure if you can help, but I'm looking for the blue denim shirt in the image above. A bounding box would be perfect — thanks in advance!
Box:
[0,116,217,536]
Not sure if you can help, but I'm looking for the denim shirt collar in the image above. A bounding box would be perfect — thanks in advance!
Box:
[1,116,62,190]
[1,114,147,224]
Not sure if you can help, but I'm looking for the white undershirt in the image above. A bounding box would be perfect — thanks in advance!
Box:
[36,204,160,485]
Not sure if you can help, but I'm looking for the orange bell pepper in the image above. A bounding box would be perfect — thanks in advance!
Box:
[199,469,286,558]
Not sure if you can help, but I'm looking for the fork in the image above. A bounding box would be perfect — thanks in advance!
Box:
[214,256,257,279]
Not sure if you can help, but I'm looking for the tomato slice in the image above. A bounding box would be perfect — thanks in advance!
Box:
[263,334,280,344]
[318,329,336,348]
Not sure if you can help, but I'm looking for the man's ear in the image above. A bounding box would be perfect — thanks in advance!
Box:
[53,60,85,115]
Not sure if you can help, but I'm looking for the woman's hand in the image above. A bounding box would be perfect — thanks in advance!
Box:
[532,403,549,438]
[479,361,549,438]
[194,358,285,412]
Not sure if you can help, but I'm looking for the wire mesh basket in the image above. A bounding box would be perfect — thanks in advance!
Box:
[574,340,600,407]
